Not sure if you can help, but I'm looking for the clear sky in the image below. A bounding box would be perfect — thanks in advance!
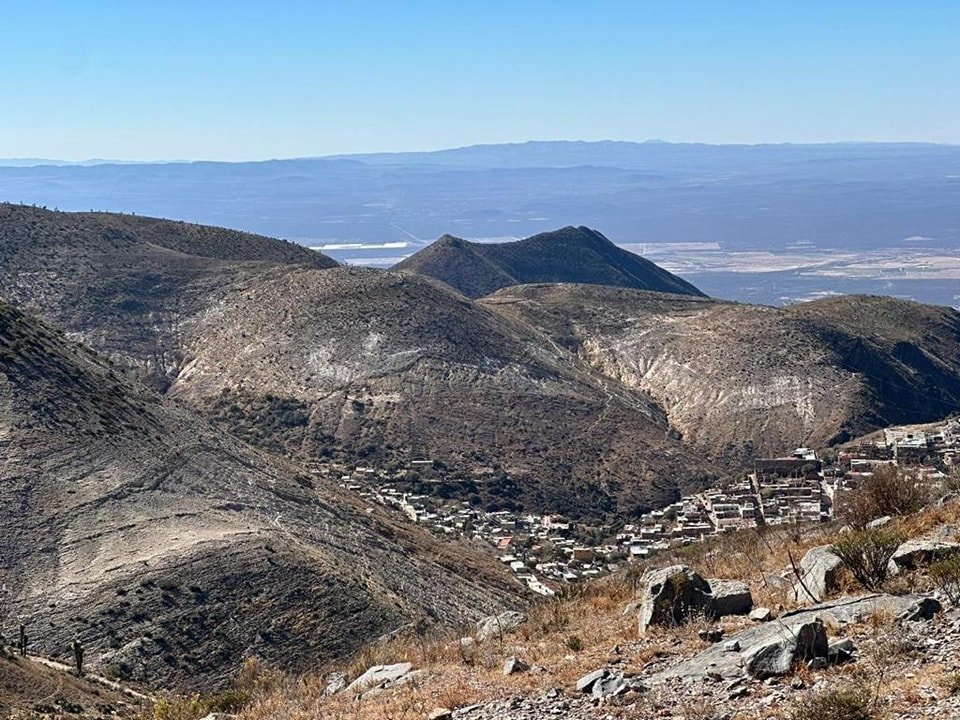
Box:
[1,1,958,161]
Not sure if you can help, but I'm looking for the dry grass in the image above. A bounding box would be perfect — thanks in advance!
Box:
[203,498,960,719]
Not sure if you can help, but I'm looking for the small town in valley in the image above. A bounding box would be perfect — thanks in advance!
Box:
[334,418,960,597]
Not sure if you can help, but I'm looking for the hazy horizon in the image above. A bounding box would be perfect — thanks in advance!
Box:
[2,137,959,166]
[4,1,959,161]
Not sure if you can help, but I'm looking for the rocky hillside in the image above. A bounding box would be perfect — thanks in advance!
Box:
[393,227,706,299]
[483,284,960,464]
[0,203,335,389]
[184,479,960,720]
[0,301,520,692]
[169,266,711,517]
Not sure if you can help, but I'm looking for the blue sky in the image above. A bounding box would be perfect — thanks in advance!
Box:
[1,1,957,160]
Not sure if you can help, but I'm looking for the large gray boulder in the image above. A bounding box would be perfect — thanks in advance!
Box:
[743,620,827,678]
[637,565,712,632]
[892,540,960,571]
[707,579,754,617]
[650,594,936,683]
[793,545,843,602]
[476,611,527,642]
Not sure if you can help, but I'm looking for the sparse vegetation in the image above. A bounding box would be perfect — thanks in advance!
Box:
[830,528,906,590]
[929,555,960,604]
[838,465,930,528]
[787,685,877,720]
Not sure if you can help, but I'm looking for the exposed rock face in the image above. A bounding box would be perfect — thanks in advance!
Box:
[892,541,960,570]
[0,302,519,692]
[651,594,938,683]
[743,621,828,679]
[484,284,960,465]
[706,579,754,618]
[394,226,706,299]
[476,611,528,642]
[637,566,712,632]
[793,546,845,603]
[346,663,416,695]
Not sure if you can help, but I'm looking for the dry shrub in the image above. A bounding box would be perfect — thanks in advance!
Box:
[787,684,877,720]
[929,556,960,604]
[830,529,905,590]
[838,465,929,528]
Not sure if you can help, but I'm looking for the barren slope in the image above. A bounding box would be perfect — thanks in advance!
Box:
[169,267,712,517]
[0,301,518,692]
[0,203,335,389]
[394,226,706,299]
[483,284,960,464]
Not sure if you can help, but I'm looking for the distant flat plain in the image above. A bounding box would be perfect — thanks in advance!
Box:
[2,141,957,307]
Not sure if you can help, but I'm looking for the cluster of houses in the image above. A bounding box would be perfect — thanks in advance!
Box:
[333,418,958,594]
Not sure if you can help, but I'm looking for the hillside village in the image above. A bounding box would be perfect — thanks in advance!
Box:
[335,418,960,597]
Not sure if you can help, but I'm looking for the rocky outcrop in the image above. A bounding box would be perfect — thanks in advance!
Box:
[637,568,758,632]
[476,611,527,642]
[637,566,712,632]
[707,579,754,617]
[346,663,421,696]
[651,594,938,683]
[742,620,827,678]
[892,540,960,570]
[793,545,844,602]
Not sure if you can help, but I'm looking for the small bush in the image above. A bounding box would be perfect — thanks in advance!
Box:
[565,634,584,652]
[788,685,877,720]
[930,556,960,604]
[831,528,906,590]
[838,465,929,528]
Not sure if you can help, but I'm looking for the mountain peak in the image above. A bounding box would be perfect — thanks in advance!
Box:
[395,226,706,299]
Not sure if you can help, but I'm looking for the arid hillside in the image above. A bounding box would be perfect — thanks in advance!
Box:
[484,284,960,464]
[168,266,710,517]
[0,300,519,692]
[394,226,706,299]
[0,203,335,389]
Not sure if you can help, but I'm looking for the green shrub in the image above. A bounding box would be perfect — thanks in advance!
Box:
[831,528,906,590]
[930,556,960,604]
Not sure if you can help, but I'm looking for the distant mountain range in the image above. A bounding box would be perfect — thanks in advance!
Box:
[0,140,958,307]
[394,226,706,298]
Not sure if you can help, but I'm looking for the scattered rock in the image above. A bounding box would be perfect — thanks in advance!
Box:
[866,515,892,529]
[724,640,741,652]
[749,607,773,622]
[807,656,829,670]
[323,670,346,696]
[575,667,646,701]
[793,545,843,602]
[428,709,453,720]
[707,579,754,617]
[892,541,960,571]
[698,628,724,643]
[476,611,527,642]
[346,662,415,695]
[503,656,529,675]
[744,620,828,678]
[898,597,943,621]
[576,669,609,693]
[637,566,712,632]
[828,638,857,663]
